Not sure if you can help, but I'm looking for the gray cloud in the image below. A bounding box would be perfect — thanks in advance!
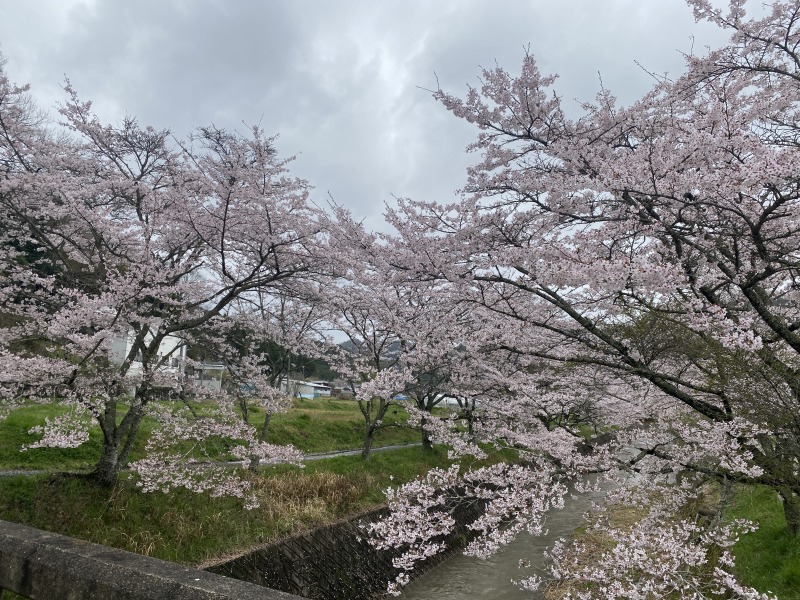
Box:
[1,0,732,228]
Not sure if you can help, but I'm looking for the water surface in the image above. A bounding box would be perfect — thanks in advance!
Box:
[399,484,607,599]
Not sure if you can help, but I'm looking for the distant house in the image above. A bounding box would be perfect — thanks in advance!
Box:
[110,333,231,393]
[110,332,187,374]
[280,378,331,399]
[186,362,225,392]
[329,379,357,399]
[109,332,187,396]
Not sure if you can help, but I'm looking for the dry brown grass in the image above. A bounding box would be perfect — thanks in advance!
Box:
[195,471,375,569]
[254,470,370,517]
[246,470,375,541]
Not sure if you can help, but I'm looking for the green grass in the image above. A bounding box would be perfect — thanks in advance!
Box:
[262,397,420,453]
[0,445,506,567]
[0,397,421,471]
[0,397,513,570]
[724,484,800,599]
[0,403,104,470]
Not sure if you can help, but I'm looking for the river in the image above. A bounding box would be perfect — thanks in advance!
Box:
[398,482,608,599]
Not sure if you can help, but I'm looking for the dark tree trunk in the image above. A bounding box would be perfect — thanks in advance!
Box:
[238,397,249,424]
[260,411,272,442]
[421,414,434,452]
[465,409,475,437]
[359,398,390,460]
[249,412,273,471]
[93,442,121,486]
[362,426,375,460]
[92,392,146,486]
[779,487,800,537]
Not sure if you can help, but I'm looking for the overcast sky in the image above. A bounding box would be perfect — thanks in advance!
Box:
[1,0,733,229]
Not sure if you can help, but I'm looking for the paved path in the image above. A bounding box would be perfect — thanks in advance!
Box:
[304,443,420,461]
[0,442,422,478]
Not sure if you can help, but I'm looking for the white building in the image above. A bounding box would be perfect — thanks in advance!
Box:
[280,378,331,399]
[110,332,187,374]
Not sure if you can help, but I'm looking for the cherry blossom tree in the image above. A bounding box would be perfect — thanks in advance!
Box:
[536,476,772,600]
[194,286,333,470]
[386,287,481,451]
[326,208,496,455]
[0,62,324,497]
[325,282,406,459]
[367,0,800,596]
[396,0,800,530]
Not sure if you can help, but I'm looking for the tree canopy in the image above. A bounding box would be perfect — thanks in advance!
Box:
[368,0,800,596]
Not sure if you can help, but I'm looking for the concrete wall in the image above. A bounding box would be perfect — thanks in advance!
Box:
[0,519,304,600]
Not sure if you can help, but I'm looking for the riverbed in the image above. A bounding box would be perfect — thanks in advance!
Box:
[399,483,608,599]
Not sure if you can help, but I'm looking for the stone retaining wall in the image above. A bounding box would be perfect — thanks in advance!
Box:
[206,501,486,600]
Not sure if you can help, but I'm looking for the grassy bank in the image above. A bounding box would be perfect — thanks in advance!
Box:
[0,446,472,567]
[266,397,419,453]
[0,397,420,471]
[0,403,106,470]
[0,396,453,567]
[724,484,800,599]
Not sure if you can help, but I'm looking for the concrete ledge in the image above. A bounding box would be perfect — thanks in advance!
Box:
[0,519,305,600]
